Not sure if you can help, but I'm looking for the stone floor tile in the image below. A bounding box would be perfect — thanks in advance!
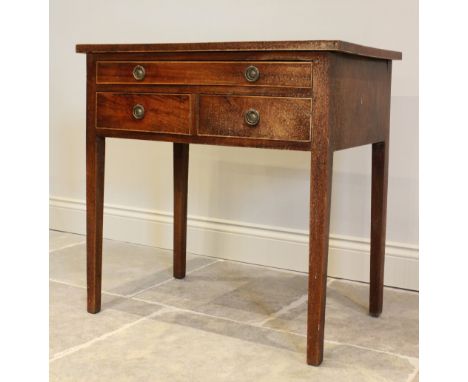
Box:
[136,261,308,324]
[50,281,163,357]
[49,230,85,252]
[264,278,419,358]
[50,308,417,382]
[49,239,216,296]
[49,230,418,380]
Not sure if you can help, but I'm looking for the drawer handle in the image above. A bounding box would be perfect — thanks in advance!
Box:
[244,65,260,82]
[132,104,145,120]
[244,109,260,126]
[133,65,146,81]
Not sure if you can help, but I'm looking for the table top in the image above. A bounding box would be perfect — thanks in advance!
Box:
[76,40,402,60]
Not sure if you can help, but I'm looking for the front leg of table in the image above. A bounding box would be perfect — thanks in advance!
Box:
[86,134,105,314]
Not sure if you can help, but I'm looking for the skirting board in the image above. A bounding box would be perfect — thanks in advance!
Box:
[49,196,419,290]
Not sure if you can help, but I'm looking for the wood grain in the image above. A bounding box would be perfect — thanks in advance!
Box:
[369,61,392,317]
[331,54,391,151]
[76,40,402,60]
[97,61,312,88]
[95,128,311,151]
[96,83,313,98]
[369,141,389,317]
[198,95,311,141]
[307,55,333,366]
[85,54,105,314]
[96,92,192,134]
[173,143,189,279]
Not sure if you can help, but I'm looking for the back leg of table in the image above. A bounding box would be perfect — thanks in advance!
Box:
[173,143,189,279]
[369,140,389,317]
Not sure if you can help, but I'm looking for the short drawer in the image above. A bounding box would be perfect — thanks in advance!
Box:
[96,93,192,134]
[198,95,311,141]
[96,61,312,88]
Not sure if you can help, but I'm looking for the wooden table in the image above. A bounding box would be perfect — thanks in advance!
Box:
[76,40,401,366]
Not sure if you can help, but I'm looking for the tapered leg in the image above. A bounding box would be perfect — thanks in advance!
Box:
[369,140,389,317]
[173,143,189,279]
[86,135,105,314]
[307,149,333,366]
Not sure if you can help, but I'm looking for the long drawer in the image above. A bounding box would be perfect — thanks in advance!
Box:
[96,61,312,88]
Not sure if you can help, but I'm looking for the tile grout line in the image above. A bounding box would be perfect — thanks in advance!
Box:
[50,258,221,299]
[255,294,308,327]
[49,278,88,290]
[49,241,86,254]
[50,278,418,364]
[131,295,418,364]
[255,278,333,327]
[194,255,309,277]
[127,259,222,298]
[324,339,419,365]
[132,295,310,338]
[50,279,127,299]
[49,306,171,363]
[329,277,419,295]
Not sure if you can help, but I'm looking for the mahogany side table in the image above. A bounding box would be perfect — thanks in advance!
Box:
[76,40,402,366]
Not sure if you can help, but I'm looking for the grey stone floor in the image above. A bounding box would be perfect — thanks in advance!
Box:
[49,230,419,382]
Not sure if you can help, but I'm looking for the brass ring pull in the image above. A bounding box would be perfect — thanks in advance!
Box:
[132,104,145,119]
[133,65,146,81]
[244,65,260,82]
[244,109,260,126]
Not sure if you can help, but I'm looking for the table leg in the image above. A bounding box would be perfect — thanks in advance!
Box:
[173,143,189,279]
[86,135,105,314]
[307,149,333,366]
[369,140,389,317]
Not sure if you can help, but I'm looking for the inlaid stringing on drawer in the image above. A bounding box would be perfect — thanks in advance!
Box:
[96,92,193,135]
[96,61,312,88]
[198,95,312,142]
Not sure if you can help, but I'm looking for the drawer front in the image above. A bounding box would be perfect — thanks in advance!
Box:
[97,61,312,88]
[198,95,311,141]
[96,93,192,134]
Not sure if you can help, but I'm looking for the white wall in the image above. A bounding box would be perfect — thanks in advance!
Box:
[50,0,419,289]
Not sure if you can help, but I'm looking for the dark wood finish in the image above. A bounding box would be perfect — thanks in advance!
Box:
[77,41,400,366]
[85,54,105,314]
[173,143,189,279]
[307,57,333,366]
[331,54,391,151]
[92,51,328,64]
[96,92,192,134]
[369,62,392,317]
[97,61,312,88]
[369,141,389,316]
[96,83,313,98]
[198,95,311,141]
[96,128,311,151]
[76,40,402,60]
[86,135,105,314]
